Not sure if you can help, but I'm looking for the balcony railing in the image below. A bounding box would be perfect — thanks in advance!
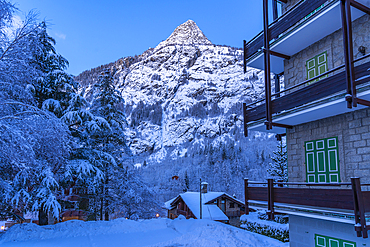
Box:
[177,209,187,217]
[244,0,328,64]
[244,178,370,238]
[244,55,370,125]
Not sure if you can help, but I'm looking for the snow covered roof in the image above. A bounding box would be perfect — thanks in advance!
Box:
[164,191,244,221]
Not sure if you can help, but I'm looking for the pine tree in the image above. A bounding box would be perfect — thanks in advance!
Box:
[0,6,73,225]
[31,22,78,112]
[267,141,288,182]
[184,171,190,192]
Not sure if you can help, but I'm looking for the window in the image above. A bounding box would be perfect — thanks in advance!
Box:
[315,234,356,247]
[305,137,340,183]
[306,51,328,83]
[229,202,235,208]
[221,200,226,212]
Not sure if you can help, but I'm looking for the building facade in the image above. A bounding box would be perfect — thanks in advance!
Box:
[243,0,370,246]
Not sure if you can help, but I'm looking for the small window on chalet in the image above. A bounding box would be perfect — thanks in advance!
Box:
[229,203,235,208]
[306,51,328,84]
[305,137,340,183]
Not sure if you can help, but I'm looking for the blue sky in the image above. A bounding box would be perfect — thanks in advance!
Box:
[14,0,279,76]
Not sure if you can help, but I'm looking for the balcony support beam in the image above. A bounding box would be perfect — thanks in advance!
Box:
[267,179,275,220]
[263,0,273,130]
[262,48,291,60]
[273,0,279,21]
[341,0,357,108]
[351,0,370,15]
[244,179,249,215]
[356,98,370,107]
[265,121,293,129]
[243,40,247,73]
[351,177,368,238]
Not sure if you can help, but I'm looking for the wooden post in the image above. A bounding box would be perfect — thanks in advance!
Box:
[267,179,275,220]
[345,0,357,107]
[244,179,249,215]
[243,103,248,137]
[351,177,368,238]
[341,0,352,109]
[200,178,202,219]
[272,0,279,21]
[243,40,247,73]
[341,0,356,108]
[263,0,272,130]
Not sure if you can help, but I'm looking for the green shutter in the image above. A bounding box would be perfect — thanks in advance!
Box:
[315,234,356,247]
[305,137,340,183]
[306,51,328,84]
[306,57,316,80]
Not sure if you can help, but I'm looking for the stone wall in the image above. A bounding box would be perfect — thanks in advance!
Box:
[284,13,370,89]
[289,215,368,247]
[286,108,370,183]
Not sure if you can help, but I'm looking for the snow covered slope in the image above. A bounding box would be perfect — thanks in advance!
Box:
[103,20,265,157]
[155,20,212,51]
[0,218,288,247]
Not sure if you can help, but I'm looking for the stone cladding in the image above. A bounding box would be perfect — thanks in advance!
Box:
[286,108,370,183]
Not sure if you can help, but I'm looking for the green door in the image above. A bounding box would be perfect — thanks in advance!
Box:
[305,137,340,183]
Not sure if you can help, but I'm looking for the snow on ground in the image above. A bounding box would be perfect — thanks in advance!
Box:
[0,217,289,247]
[240,212,289,231]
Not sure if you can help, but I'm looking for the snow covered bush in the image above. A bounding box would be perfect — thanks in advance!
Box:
[240,211,289,242]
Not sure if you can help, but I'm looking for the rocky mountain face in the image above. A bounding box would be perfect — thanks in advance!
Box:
[76,20,275,200]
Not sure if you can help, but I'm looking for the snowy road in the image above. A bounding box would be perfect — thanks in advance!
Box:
[0,218,288,247]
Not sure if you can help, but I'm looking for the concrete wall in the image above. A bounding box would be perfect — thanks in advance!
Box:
[284,12,370,89]
[289,215,369,247]
[287,108,370,183]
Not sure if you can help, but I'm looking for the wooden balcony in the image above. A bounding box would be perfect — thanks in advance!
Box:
[242,0,370,135]
[244,178,370,238]
[244,0,368,73]
[244,58,370,133]
[177,209,187,217]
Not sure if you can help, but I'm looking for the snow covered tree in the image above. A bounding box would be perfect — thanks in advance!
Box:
[108,169,159,220]
[30,21,78,112]
[0,4,74,224]
[267,140,288,182]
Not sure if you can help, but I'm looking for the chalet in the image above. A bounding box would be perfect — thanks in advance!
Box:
[243,0,370,246]
[164,182,245,226]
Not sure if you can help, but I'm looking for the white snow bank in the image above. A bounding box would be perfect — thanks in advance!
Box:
[0,218,288,247]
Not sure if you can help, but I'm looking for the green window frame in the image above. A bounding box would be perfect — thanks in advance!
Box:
[306,51,328,83]
[305,137,340,183]
[315,234,356,247]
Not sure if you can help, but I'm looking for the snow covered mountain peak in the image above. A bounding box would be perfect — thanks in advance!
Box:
[155,20,212,50]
